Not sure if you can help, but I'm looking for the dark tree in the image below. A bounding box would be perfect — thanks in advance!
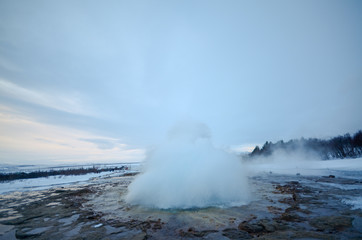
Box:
[247,130,362,160]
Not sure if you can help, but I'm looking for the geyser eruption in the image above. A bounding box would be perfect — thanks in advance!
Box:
[125,122,250,209]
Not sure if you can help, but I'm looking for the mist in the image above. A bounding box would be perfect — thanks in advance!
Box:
[245,150,319,176]
[244,142,339,177]
[125,122,250,209]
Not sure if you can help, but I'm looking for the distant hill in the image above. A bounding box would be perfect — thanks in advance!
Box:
[247,130,362,160]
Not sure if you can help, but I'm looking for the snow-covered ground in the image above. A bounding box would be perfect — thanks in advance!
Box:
[0,171,111,194]
[0,163,141,194]
[246,157,362,176]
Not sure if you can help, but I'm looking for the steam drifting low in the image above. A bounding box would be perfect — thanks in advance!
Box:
[125,122,249,209]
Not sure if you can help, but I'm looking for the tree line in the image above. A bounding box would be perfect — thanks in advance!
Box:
[248,130,362,160]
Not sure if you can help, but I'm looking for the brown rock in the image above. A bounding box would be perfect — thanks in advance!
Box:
[238,222,264,233]
[309,216,352,232]
[222,228,252,239]
[280,212,305,222]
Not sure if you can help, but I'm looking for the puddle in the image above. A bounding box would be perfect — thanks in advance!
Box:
[0,229,16,240]
[59,214,80,226]
[64,222,84,237]
[26,226,52,235]
[352,216,362,233]
[0,223,13,234]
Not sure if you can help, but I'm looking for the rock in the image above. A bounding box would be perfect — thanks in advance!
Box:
[151,219,163,230]
[267,206,283,214]
[203,231,230,240]
[222,228,252,239]
[178,227,217,238]
[258,219,277,232]
[275,182,300,194]
[152,221,162,230]
[285,205,300,213]
[309,216,352,232]
[256,230,331,240]
[127,232,147,240]
[280,212,305,222]
[15,229,37,239]
[138,221,151,231]
[328,175,335,178]
[257,219,289,232]
[238,222,264,233]
[288,181,299,185]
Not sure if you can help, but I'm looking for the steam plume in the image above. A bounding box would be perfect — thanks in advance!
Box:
[125,122,250,209]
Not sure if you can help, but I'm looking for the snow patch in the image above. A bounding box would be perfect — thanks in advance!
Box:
[342,196,362,210]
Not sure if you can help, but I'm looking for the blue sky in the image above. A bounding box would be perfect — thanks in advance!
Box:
[0,0,361,164]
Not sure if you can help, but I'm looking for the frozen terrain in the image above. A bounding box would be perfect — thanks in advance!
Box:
[0,163,141,194]
[0,158,361,239]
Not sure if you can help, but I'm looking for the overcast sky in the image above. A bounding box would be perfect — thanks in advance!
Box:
[0,0,361,164]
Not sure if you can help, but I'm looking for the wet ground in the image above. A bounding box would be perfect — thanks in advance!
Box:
[0,171,361,239]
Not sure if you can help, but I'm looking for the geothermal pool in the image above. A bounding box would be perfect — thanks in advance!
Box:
[0,162,361,239]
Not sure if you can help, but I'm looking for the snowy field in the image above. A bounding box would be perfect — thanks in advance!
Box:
[246,157,362,176]
[0,163,141,194]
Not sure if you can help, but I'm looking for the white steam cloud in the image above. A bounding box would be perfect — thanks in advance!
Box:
[125,122,250,209]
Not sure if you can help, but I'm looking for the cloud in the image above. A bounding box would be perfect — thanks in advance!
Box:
[0,78,94,116]
[0,57,22,72]
[0,108,145,164]
[0,0,361,165]
[79,138,127,150]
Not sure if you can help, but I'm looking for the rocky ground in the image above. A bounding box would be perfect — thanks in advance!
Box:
[0,172,361,239]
